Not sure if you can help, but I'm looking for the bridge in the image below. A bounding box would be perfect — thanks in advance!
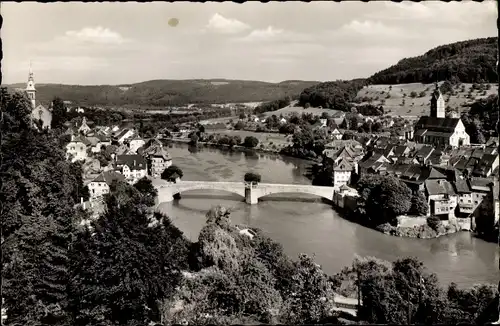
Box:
[152,178,338,205]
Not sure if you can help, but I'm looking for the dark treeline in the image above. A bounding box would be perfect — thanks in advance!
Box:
[298,79,368,111]
[368,37,498,84]
[461,94,499,143]
[254,96,293,115]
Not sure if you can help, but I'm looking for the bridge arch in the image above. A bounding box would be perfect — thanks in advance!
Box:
[155,181,246,203]
[251,184,335,203]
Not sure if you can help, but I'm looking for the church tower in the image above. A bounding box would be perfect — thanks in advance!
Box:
[430,83,445,118]
[25,62,36,109]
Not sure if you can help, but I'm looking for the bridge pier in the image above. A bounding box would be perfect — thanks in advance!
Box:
[245,186,258,205]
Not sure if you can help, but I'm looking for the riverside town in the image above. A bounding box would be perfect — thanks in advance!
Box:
[1,2,500,325]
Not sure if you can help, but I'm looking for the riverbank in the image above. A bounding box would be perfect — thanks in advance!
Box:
[168,137,320,163]
[336,204,471,239]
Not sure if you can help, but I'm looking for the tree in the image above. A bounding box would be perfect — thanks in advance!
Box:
[189,133,199,146]
[51,97,68,130]
[239,112,246,119]
[234,120,245,130]
[410,192,429,216]
[2,89,83,325]
[357,175,413,225]
[134,176,158,206]
[280,254,335,324]
[161,165,184,182]
[244,172,261,184]
[243,136,259,148]
[69,182,191,325]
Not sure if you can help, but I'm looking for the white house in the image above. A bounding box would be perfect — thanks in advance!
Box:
[129,136,146,154]
[88,171,126,200]
[330,127,343,140]
[115,155,148,184]
[66,136,90,162]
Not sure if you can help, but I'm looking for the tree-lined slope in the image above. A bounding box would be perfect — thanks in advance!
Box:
[368,37,498,85]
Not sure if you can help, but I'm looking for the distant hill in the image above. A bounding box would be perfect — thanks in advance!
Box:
[6,79,320,108]
[368,37,498,84]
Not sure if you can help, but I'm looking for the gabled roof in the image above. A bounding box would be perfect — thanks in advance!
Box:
[415,145,434,159]
[147,145,171,160]
[454,178,471,194]
[116,154,147,171]
[425,179,456,196]
[91,171,125,185]
[333,158,353,171]
[393,145,409,157]
[428,167,447,180]
[414,117,460,133]
[116,129,133,140]
[69,135,91,146]
[469,177,493,192]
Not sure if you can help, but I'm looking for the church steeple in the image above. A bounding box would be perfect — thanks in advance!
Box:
[26,61,36,109]
[430,83,445,118]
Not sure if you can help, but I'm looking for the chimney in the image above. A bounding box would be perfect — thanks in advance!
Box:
[81,197,84,204]
[134,160,136,166]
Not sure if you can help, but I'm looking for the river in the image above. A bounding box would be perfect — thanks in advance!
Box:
[157,143,499,288]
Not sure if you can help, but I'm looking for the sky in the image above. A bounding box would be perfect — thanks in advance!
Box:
[2,1,497,85]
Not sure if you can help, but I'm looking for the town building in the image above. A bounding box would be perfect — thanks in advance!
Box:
[425,179,458,219]
[78,116,92,135]
[413,85,470,148]
[142,141,173,178]
[115,155,148,184]
[115,128,135,144]
[88,171,126,200]
[25,65,52,129]
[323,139,363,157]
[66,135,90,162]
[129,135,146,154]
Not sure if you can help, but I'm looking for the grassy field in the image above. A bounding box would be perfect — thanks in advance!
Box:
[261,100,343,118]
[206,129,292,151]
[355,82,498,117]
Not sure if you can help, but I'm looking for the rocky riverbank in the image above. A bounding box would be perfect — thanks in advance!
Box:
[375,217,472,239]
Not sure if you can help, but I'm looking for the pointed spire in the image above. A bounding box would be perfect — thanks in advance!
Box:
[28,60,34,81]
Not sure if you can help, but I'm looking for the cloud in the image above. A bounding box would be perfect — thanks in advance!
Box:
[205,13,250,34]
[339,20,404,37]
[64,26,129,44]
[243,26,284,41]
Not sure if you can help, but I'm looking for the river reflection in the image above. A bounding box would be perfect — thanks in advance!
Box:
[159,143,499,288]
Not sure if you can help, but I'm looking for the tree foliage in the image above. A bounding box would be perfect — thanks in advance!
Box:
[368,37,498,84]
[298,79,367,111]
[69,182,191,325]
[161,165,184,182]
[243,136,259,148]
[356,175,413,225]
[244,172,261,184]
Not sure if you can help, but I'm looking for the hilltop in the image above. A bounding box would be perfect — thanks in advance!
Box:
[368,37,498,85]
[6,79,320,108]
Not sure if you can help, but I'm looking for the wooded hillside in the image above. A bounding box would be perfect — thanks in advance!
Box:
[368,37,498,84]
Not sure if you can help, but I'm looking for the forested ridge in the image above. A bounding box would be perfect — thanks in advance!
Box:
[368,37,498,84]
[6,79,319,108]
